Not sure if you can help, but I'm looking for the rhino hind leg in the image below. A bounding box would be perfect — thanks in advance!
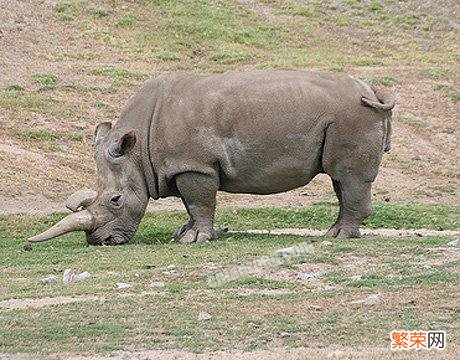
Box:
[174,172,218,244]
[325,178,373,238]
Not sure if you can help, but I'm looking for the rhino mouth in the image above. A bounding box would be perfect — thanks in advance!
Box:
[86,224,134,245]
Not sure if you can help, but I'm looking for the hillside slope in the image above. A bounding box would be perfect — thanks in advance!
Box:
[0,0,458,213]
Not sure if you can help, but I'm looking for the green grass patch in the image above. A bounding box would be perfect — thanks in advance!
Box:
[435,84,460,102]
[68,132,86,142]
[0,230,457,354]
[18,128,62,152]
[4,84,25,92]
[397,114,428,129]
[362,75,397,87]
[157,51,181,61]
[420,67,452,80]
[88,65,146,91]
[116,12,137,28]
[0,89,49,113]
[0,204,458,354]
[32,73,58,91]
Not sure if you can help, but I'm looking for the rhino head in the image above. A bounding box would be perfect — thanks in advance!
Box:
[28,122,149,245]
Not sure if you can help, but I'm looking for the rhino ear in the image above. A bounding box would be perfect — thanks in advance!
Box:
[108,130,136,157]
[94,122,112,146]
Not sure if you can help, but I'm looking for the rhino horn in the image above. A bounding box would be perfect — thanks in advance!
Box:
[66,189,97,212]
[28,210,94,242]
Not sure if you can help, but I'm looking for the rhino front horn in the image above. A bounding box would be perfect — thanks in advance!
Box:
[28,210,94,243]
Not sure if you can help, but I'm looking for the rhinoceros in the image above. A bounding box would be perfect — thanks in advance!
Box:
[29,70,394,245]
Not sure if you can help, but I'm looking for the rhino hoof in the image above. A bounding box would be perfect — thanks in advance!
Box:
[325,226,361,238]
[174,226,215,244]
[178,229,198,244]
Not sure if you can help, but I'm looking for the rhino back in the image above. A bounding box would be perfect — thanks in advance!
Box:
[150,70,381,196]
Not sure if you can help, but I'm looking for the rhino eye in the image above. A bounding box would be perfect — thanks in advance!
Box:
[109,194,123,208]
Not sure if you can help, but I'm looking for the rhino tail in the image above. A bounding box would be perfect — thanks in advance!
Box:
[361,86,394,152]
[381,111,392,152]
[361,86,395,111]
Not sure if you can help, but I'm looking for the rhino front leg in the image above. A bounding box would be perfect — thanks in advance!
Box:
[174,172,218,244]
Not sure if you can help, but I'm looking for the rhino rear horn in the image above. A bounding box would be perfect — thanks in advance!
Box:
[66,189,97,212]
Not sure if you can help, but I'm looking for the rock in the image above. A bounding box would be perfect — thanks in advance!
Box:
[23,243,32,251]
[324,284,337,291]
[43,0,58,6]
[116,282,131,289]
[321,241,333,247]
[275,247,296,256]
[298,272,317,282]
[279,331,291,338]
[40,275,57,285]
[447,239,459,247]
[74,271,91,282]
[150,281,165,288]
[62,269,75,285]
[198,311,212,321]
[166,265,176,271]
[350,275,362,281]
[362,294,380,305]
[63,269,90,284]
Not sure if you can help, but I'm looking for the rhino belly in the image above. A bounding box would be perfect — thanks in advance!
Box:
[218,135,323,195]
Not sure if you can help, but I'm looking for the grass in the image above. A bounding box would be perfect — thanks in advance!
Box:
[32,73,59,91]
[435,84,460,102]
[0,88,50,113]
[397,114,429,129]
[17,128,62,152]
[0,205,458,354]
[362,75,397,87]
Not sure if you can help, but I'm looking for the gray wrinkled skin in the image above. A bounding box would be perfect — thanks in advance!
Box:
[60,70,396,245]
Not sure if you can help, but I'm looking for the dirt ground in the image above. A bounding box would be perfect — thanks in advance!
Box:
[0,0,458,215]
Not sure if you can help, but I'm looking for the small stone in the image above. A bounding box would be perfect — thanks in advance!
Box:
[362,294,380,305]
[423,264,432,269]
[43,0,58,6]
[166,265,176,271]
[74,272,91,282]
[150,281,165,288]
[62,269,75,285]
[198,311,212,321]
[275,247,296,256]
[350,275,362,281]
[324,285,337,291]
[23,243,32,251]
[279,331,291,338]
[116,282,131,289]
[447,239,459,247]
[321,241,333,247]
[298,272,316,282]
[40,275,57,285]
